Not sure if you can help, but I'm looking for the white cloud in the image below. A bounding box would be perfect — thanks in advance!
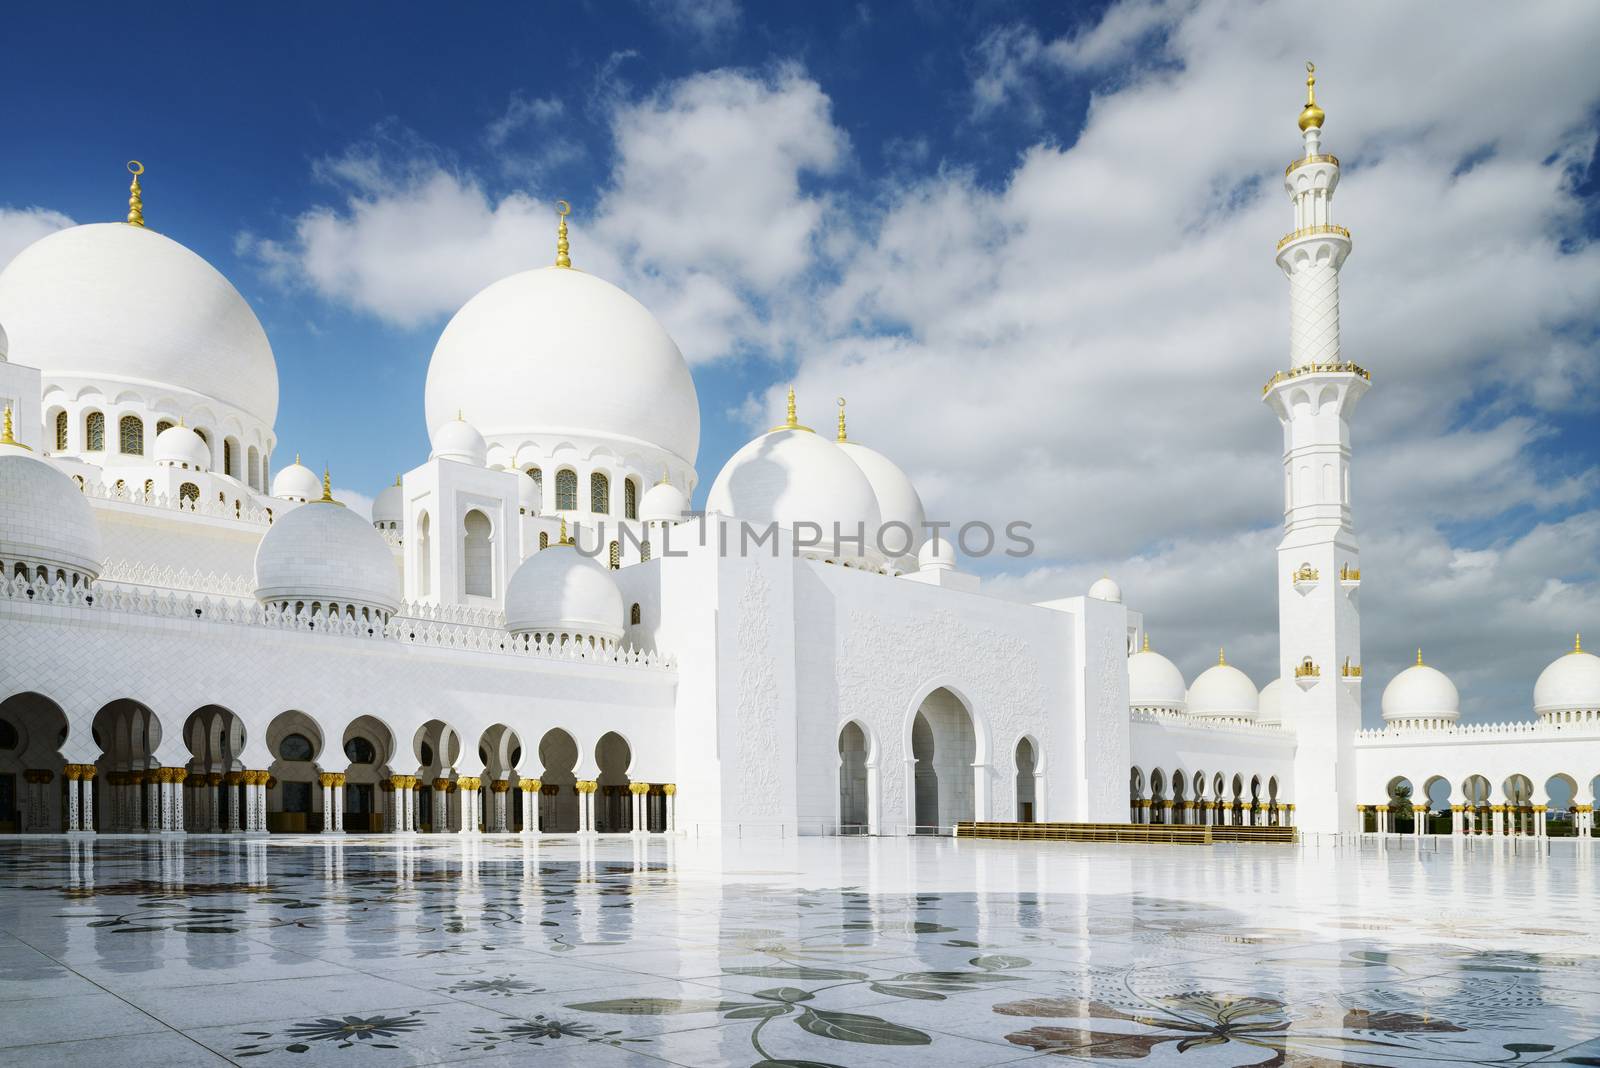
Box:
[0,206,75,270]
[244,1,1600,723]
[644,0,741,46]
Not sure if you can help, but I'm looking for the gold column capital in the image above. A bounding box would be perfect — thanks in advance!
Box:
[433,777,451,791]
[518,777,541,792]
[663,783,677,796]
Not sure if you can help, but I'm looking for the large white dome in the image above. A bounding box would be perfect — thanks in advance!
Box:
[1533,637,1600,716]
[424,267,699,464]
[254,498,401,616]
[0,223,278,426]
[838,438,924,568]
[1129,639,1186,712]
[504,544,624,642]
[0,452,103,582]
[706,423,882,565]
[1381,656,1460,723]
[1188,654,1258,720]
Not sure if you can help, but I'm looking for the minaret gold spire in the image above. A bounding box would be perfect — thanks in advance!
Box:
[554,200,572,268]
[1218,647,1226,666]
[768,386,813,433]
[836,396,848,442]
[320,466,334,503]
[0,406,30,451]
[126,161,145,227]
[1298,61,1324,132]
[1416,648,1424,666]
[1574,633,1583,654]
[657,466,671,486]
[1142,632,1150,652]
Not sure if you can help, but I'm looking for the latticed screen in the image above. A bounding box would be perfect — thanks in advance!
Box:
[85,412,104,451]
[54,411,67,450]
[591,472,609,513]
[608,540,620,569]
[624,479,637,519]
[555,470,577,510]
[179,482,199,502]
[119,415,143,455]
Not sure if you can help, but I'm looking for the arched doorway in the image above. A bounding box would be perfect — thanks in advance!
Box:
[838,723,869,833]
[93,698,163,833]
[341,715,394,833]
[1015,738,1036,823]
[0,693,68,833]
[537,729,579,833]
[183,705,246,833]
[595,731,632,833]
[910,687,976,834]
[1149,768,1167,825]
[477,724,524,833]
[266,711,323,833]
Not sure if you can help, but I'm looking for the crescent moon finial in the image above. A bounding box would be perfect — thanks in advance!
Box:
[556,199,571,217]
[127,160,144,176]
[554,199,572,267]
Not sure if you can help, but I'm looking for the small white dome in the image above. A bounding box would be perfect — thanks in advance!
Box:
[516,472,540,515]
[0,452,102,581]
[0,223,278,426]
[271,458,322,502]
[424,267,699,465]
[372,480,403,525]
[640,478,690,523]
[706,419,882,565]
[430,416,487,467]
[837,438,924,568]
[1381,657,1460,723]
[254,497,400,616]
[918,535,956,572]
[504,544,624,641]
[1257,677,1285,726]
[1533,639,1600,715]
[153,424,209,470]
[1188,654,1258,720]
[1089,576,1123,603]
[1129,641,1186,712]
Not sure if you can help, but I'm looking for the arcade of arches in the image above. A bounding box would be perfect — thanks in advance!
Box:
[0,693,677,836]
[1359,774,1598,838]
[1130,766,1296,828]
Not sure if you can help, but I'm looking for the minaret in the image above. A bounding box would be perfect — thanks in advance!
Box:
[1262,63,1369,835]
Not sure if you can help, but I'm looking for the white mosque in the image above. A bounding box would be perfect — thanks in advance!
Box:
[0,68,1595,842]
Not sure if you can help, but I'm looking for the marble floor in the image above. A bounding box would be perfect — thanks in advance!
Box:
[0,834,1596,1066]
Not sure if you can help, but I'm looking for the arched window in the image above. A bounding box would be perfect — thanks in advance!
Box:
[143,479,153,494]
[539,531,549,550]
[417,511,432,597]
[463,509,492,597]
[608,540,620,570]
[641,540,651,562]
[156,419,174,435]
[85,411,105,451]
[247,446,260,489]
[119,415,144,454]
[624,478,638,520]
[590,471,610,513]
[526,465,543,498]
[280,733,314,762]
[344,736,377,764]
[555,469,577,510]
[224,438,236,476]
[53,411,67,450]
[179,482,199,503]
[630,602,641,625]
[193,427,209,447]
[114,479,126,494]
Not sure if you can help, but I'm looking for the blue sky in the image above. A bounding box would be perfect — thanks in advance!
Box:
[4,1,1600,724]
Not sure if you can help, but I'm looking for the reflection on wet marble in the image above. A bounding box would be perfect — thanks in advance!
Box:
[0,833,1596,1066]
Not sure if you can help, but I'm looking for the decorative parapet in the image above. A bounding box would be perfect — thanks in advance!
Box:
[98,559,256,597]
[1355,717,1600,743]
[1262,360,1371,395]
[80,478,276,526]
[0,570,673,672]
[1131,708,1287,736]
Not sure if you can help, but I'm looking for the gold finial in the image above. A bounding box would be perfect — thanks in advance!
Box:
[558,516,571,545]
[768,386,813,433]
[554,200,572,268]
[1218,647,1226,666]
[1575,633,1583,654]
[836,396,848,442]
[294,452,301,465]
[126,161,145,227]
[657,465,671,486]
[395,475,402,487]
[0,406,30,451]
[320,466,334,503]
[1298,61,1325,132]
[1416,647,1424,666]
[1142,632,1150,652]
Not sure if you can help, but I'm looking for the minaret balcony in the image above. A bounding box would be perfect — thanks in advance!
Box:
[1285,153,1339,176]
[1338,563,1361,591]
[1276,223,1350,252]
[1294,657,1322,690]
[1262,360,1371,396]
[1291,564,1319,595]
[1341,658,1363,685]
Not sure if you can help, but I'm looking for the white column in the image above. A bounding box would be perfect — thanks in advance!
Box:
[210,778,223,833]
[668,786,677,833]
[66,769,81,831]
[321,779,334,833]
[434,784,448,832]
[81,774,95,833]
[333,780,345,832]
[146,776,161,832]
